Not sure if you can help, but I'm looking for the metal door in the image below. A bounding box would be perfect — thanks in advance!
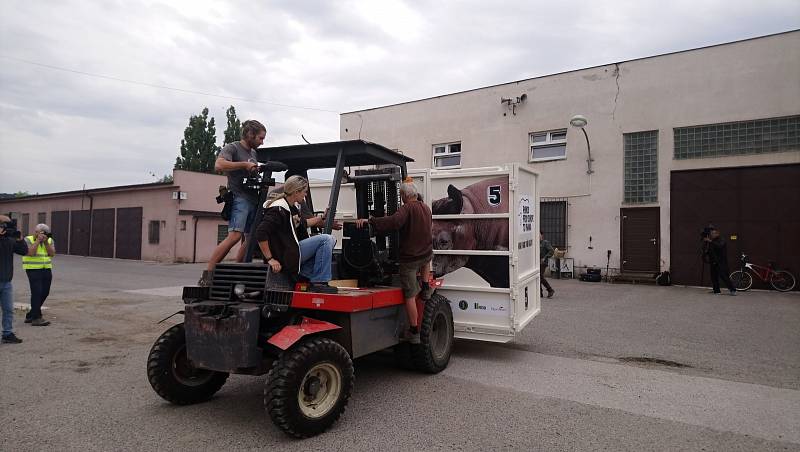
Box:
[51,211,70,253]
[115,207,142,260]
[90,208,115,258]
[620,207,660,272]
[69,210,91,256]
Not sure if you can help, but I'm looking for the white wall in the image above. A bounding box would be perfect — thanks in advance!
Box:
[340,31,800,272]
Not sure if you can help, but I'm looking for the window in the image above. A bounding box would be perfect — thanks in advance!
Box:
[432,142,461,169]
[530,129,567,161]
[540,199,567,249]
[674,115,799,159]
[179,220,187,231]
[624,130,658,204]
[217,225,228,244]
[148,220,160,244]
[21,213,29,237]
[37,212,46,224]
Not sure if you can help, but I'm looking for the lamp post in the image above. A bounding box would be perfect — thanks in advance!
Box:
[570,114,594,174]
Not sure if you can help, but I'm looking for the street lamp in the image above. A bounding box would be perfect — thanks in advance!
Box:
[570,114,594,174]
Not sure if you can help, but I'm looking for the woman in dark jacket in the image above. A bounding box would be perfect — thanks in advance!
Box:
[255,176,337,293]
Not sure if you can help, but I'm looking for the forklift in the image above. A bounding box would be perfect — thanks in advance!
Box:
[146,140,454,438]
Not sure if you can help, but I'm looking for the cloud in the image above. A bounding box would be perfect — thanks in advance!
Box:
[0,0,797,193]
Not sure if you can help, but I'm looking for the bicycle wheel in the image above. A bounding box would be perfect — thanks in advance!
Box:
[730,270,752,291]
[769,271,796,292]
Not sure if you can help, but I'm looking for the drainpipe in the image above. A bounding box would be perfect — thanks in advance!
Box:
[192,216,199,263]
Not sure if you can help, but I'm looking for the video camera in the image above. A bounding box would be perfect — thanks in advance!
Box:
[0,218,21,239]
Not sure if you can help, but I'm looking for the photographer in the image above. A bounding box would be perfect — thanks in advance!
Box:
[1,215,27,344]
[703,226,737,296]
[199,119,266,286]
[24,223,56,325]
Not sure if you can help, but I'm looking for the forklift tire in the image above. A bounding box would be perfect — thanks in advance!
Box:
[147,323,229,405]
[265,337,354,438]
[411,293,454,373]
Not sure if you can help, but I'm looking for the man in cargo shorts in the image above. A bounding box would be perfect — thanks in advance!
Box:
[199,120,266,286]
[355,179,433,344]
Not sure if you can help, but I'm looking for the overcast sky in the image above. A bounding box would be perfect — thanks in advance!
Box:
[1,0,797,194]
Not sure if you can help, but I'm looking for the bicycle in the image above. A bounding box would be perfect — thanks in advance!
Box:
[729,253,796,292]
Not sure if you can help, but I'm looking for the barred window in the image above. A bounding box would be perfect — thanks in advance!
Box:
[148,220,160,244]
[540,199,567,249]
[37,212,46,224]
[674,115,799,159]
[217,225,228,244]
[624,131,658,204]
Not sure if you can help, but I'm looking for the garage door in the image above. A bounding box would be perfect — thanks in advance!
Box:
[90,208,115,258]
[51,211,70,253]
[116,207,142,260]
[670,164,800,289]
[69,210,91,256]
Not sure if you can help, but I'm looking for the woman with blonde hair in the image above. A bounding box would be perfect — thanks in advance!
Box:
[255,175,337,293]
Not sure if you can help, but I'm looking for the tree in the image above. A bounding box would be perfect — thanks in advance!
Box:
[223,105,242,145]
[174,107,217,173]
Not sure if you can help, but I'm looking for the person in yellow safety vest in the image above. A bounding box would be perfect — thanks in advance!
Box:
[23,224,55,326]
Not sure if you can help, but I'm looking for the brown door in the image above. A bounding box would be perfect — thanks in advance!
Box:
[69,210,90,256]
[621,207,660,272]
[51,211,70,252]
[670,164,800,289]
[116,207,142,260]
[90,208,115,258]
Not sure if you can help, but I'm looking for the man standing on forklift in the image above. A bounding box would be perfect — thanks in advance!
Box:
[199,120,266,286]
[355,179,433,343]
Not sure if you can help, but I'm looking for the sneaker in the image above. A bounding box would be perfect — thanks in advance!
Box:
[2,333,22,344]
[24,317,32,324]
[309,282,338,294]
[31,318,51,326]
[729,290,737,296]
[197,270,211,287]
[402,328,421,344]
[420,282,435,300]
[709,291,721,295]
[547,289,555,299]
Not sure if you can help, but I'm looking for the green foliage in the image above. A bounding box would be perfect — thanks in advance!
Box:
[224,105,242,145]
[158,174,174,183]
[14,191,30,197]
[174,107,218,173]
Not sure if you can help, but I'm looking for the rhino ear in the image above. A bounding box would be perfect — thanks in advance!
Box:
[432,184,464,214]
[447,185,463,212]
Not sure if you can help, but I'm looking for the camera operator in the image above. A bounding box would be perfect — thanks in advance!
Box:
[1,215,27,343]
[23,223,56,325]
[703,226,737,296]
[199,119,266,286]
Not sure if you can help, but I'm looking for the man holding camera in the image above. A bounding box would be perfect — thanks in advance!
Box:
[703,226,737,296]
[24,223,56,325]
[199,119,266,286]
[1,215,27,343]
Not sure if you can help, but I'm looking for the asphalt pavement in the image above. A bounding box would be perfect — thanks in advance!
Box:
[1,255,798,451]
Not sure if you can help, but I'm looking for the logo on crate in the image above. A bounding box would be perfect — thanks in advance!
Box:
[458,300,468,311]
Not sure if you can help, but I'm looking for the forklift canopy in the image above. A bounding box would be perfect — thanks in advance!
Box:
[256,140,414,172]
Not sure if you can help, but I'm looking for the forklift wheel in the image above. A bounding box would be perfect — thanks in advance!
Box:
[411,293,454,373]
[147,323,229,405]
[265,337,354,438]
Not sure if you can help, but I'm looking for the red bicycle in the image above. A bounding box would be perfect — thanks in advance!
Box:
[729,253,796,292]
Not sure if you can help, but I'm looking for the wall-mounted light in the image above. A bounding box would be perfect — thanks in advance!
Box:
[500,93,527,115]
[569,114,594,174]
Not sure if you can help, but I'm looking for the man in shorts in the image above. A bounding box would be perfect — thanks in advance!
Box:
[355,179,433,343]
[199,119,266,286]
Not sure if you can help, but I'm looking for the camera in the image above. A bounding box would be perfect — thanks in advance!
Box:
[700,227,712,239]
[1,218,21,239]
